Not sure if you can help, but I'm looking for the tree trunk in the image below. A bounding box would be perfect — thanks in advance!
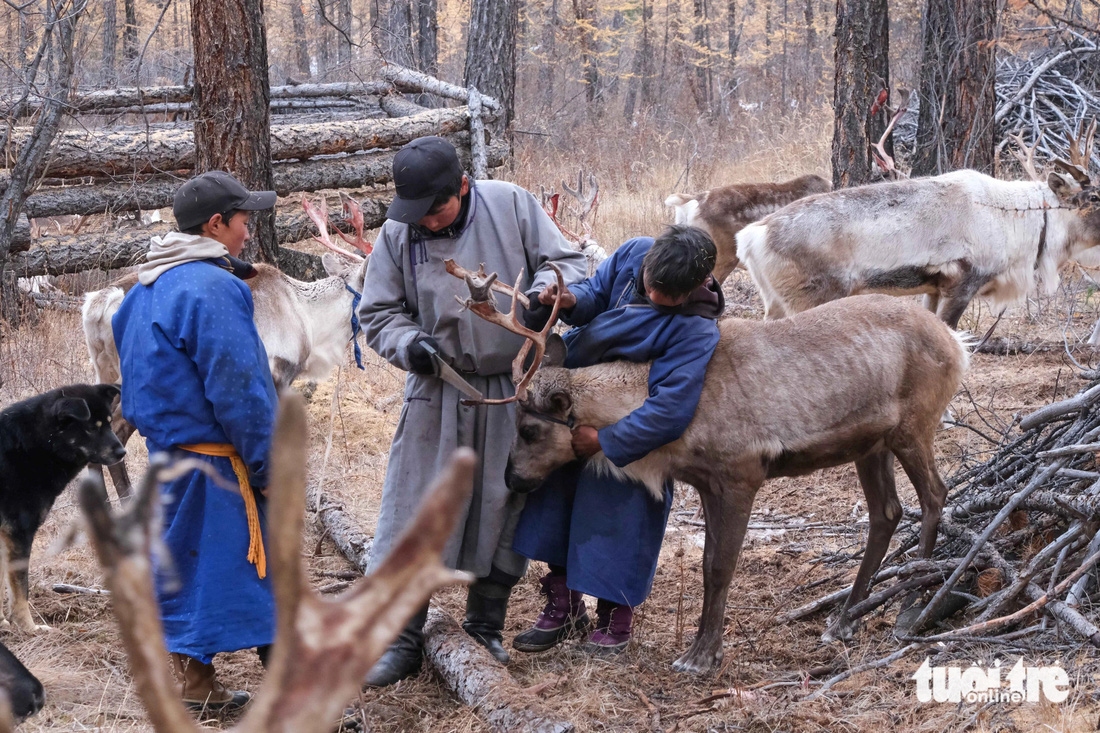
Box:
[540,0,559,116]
[911,0,999,176]
[424,610,576,733]
[336,0,352,67]
[315,0,331,77]
[831,0,890,188]
[122,0,137,79]
[382,0,416,67]
[416,0,439,76]
[290,0,311,77]
[802,0,815,107]
[192,0,277,263]
[571,0,599,109]
[12,106,480,178]
[103,0,117,85]
[723,0,742,115]
[691,0,713,117]
[464,0,519,134]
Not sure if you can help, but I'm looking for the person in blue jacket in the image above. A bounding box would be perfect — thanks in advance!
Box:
[511,224,723,655]
[112,171,278,712]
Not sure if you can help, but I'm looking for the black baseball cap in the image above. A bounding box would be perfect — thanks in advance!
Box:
[173,171,277,231]
[387,136,464,223]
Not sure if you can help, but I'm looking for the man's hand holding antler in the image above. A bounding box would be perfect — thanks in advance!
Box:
[522,283,577,330]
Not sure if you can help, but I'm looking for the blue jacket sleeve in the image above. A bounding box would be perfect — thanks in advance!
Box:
[562,241,635,327]
[182,279,278,487]
[596,320,720,467]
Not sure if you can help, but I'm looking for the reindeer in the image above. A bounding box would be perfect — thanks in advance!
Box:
[737,122,1100,328]
[74,394,473,733]
[664,174,831,282]
[446,260,968,674]
[81,195,372,498]
[541,170,607,276]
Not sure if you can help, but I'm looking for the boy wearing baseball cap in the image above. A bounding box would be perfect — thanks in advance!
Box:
[112,171,279,713]
[359,137,588,686]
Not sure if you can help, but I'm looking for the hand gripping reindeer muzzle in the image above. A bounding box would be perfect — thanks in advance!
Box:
[443,259,566,406]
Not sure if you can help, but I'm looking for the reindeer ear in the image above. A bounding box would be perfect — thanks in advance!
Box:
[1048,170,1083,200]
[542,334,568,368]
[547,389,572,415]
[321,252,346,278]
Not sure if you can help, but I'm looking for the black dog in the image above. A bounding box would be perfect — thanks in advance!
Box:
[0,384,125,632]
[0,640,43,720]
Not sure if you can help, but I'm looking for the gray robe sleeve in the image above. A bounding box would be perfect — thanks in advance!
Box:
[358,225,421,371]
[516,188,589,294]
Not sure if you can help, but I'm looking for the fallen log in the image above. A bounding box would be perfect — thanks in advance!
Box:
[975,337,1099,356]
[17,137,507,217]
[424,610,575,733]
[8,206,377,277]
[2,80,393,115]
[379,93,431,119]
[307,485,373,575]
[104,98,366,115]
[381,64,501,112]
[8,106,488,178]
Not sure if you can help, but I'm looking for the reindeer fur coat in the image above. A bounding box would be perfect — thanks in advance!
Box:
[358,180,587,577]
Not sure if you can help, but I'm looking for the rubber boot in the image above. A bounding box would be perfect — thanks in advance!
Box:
[462,581,511,664]
[513,572,591,653]
[169,652,252,712]
[363,606,427,687]
[581,599,633,656]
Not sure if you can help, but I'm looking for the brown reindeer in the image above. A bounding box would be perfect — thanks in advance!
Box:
[447,262,968,674]
[75,393,473,733]
[665,174,831,282]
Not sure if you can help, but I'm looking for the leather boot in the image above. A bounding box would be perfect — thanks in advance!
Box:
[462,581,511,664]
[580,600,633,656]
[513,572,591,653]
[169,652,251,712]
[364,606,427,687]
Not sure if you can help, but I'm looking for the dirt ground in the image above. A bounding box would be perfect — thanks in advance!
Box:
[5,162,1100,730]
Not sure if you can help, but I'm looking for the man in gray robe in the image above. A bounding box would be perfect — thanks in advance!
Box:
[359,136,587,685]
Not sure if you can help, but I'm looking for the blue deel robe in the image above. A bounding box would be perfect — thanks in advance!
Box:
[112,259,278,663]
[513,237,722,606]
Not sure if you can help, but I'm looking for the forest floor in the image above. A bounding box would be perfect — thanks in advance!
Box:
[3,129,1100,731]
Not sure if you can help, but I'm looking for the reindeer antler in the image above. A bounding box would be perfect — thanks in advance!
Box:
[1055,118,1097,185]
[561,171,599,240]
[302,195,366,262]
[870,99,908,180]
[336,193,374,256]
[1010,130,1045,182]
[444,259,564,404]
[79,394,474,733]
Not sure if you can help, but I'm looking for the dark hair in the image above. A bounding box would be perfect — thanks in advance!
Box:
[643,225,717,298]
[181,208,242,236]
[425,173,464,215]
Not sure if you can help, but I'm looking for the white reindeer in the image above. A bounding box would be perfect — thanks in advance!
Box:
[81,195,371,497]
[736,124,1100,328]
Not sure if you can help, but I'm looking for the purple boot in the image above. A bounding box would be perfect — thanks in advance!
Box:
[512,573,591,653]
[581,600,633,656]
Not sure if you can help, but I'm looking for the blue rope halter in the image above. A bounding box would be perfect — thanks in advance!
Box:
[346,284,365,371]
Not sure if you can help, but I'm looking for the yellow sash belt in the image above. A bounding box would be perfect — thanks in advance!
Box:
[179,443,266,579]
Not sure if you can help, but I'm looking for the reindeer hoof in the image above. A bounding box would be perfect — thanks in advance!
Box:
[672,644,721,675]
[15,622,51,635]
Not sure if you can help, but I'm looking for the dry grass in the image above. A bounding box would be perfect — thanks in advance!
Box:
[1,122,1100,730]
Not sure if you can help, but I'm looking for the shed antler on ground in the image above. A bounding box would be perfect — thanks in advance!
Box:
[78,393,474,733]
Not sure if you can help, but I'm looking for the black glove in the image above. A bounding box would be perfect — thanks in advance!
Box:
[406,336,441,376]
[522,300,555,331]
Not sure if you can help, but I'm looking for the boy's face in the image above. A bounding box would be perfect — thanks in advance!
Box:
[201,210,251,256]
[415,176,470,232]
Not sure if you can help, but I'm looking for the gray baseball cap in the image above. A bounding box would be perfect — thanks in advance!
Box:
[173,171,277,231]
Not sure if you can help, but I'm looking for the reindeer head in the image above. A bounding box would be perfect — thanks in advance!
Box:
[1048,120,1100,241]
[502,354,582,494]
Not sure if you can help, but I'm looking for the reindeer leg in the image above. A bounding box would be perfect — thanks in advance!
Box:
[892,438,947,559]
[936,264,990,330]
[923,293,940,315]
[673,477,760,675]
[824,448,900,643]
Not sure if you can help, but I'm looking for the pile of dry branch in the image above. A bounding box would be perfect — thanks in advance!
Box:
[784,373,1100,693]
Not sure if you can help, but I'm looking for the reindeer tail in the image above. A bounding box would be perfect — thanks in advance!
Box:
[664,193,699,225]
